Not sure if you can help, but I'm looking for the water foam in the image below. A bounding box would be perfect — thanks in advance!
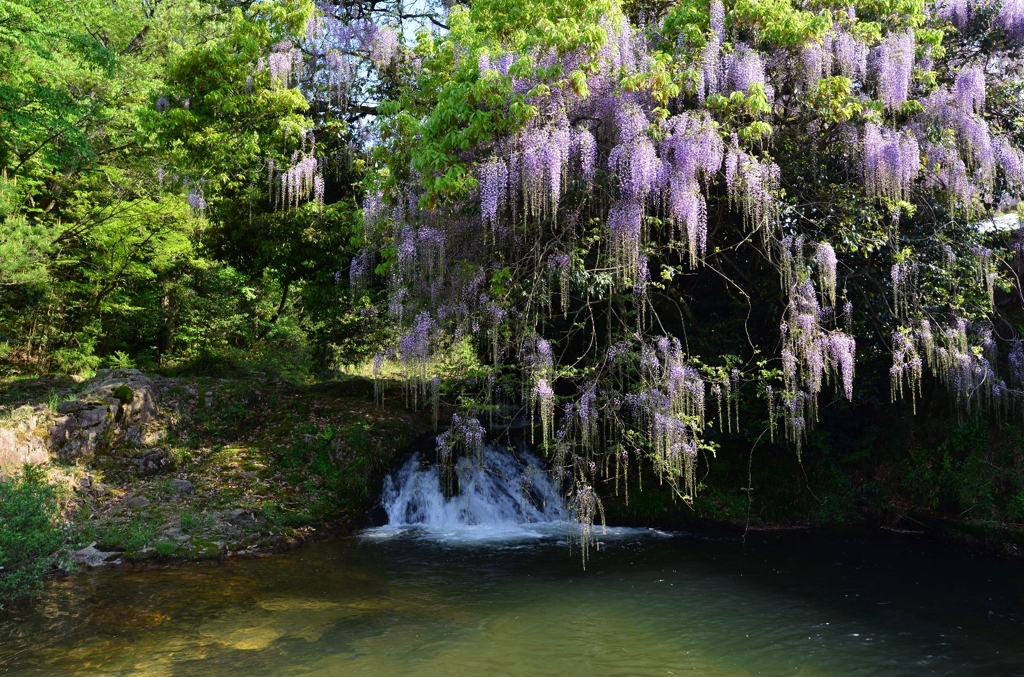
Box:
[363,445,673,544]
[363,446,562,543]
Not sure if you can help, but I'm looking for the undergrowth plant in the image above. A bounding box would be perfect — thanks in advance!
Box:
[0,467,66,608]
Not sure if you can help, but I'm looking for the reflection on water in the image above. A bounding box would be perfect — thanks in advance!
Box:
[1,529,1023,676]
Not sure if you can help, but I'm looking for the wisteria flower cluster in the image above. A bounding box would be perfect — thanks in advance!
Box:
[353,0,1024,534]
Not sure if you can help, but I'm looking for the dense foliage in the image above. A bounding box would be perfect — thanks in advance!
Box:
[0,467,64,606]
[4,0,1024,542]
[0,0,393,376]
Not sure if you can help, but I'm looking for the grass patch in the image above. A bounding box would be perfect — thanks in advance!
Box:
[94,513,160,553]
[153,540,178,556]
[180,509,214,534]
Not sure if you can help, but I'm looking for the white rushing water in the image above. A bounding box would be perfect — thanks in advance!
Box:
[365,446,567,543]
[363,445,673,544]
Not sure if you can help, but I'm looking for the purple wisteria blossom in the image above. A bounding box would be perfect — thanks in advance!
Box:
[875,30,915,110]
[188,188,206,212]
[936,0,972,28]
[862,123,920,201]
[998,0,1024,40]
[954,66,986,114]
[815,242,838,307]
[833,31,868,81]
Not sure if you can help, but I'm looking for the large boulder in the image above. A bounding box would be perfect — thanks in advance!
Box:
[1,369,173,473]
[49,369,165,462]
[49,398,118,461]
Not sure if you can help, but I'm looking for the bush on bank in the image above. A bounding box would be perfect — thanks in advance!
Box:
[0,467,65,608]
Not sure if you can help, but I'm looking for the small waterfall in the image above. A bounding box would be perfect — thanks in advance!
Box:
[370,446,567,542]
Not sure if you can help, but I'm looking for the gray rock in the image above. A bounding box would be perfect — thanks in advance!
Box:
[128,496,150,509]
[172,478,195,496]
[1,369,177,472]
[57,400,87,415]
[222,508,254,525]
[0,426,49,472]
[72,543,119,567]
[49,400,115,461]
[49,369,165,462]
[136,448,174,476]
[122,425,141,446]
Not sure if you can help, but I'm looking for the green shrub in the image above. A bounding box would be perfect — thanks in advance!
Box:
[0,467,65,607]
[107,351,136,369]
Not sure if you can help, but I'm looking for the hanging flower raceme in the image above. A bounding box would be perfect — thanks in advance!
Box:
[616,337,706,500]
[777,238,856,456]
[890,328,924,409]
[370,27,399,67]
[891,318,1005,415]
[891,260,918,317]
[399,312,435,408]
[862,124,920,202]
[508,119,575,220]
[261,41,303,89]
[187,186,206,212]
[921,87,995,195]
[574,127,597,186]
[479,157,508,228]
[522,337,556,447]
[725,136,780,235]
[547,253,571,314]
[936,0,972,29]
[815,242,838,308]
[436,414,487,492]
[278,151,321,208]
[350,249,373,293]
[607,199,644,283]
[801,40,828,91]
[998,0,1024,40]
[661,113,723,266]
[608,105,662,204]
[833,30,868,81]
[726,45,769,98]
[875,30,915,110]
[700,0,725,98]
[954,66,986,114]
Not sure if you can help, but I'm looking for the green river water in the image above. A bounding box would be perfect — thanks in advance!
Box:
[1,527,1022,676]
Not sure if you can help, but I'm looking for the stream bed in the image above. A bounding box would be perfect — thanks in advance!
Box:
[1,526,1023,676]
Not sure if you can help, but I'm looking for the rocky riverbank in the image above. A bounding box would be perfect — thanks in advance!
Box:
[4,368,1024,607]
[0,370,428,572]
